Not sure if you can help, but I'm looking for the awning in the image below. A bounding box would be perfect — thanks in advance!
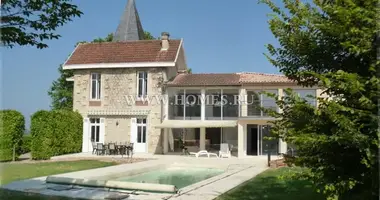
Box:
[155,120,237,128]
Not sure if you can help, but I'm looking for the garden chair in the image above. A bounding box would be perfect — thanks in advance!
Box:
[127,143,134,158]
[108,143,116,155]
[96,143,105,155]
[91,141,97,155]
[219,143,231,158]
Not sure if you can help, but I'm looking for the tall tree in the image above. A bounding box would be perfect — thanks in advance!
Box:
[48,32,156,110]
[261,0,378,199]
[1,0,82,49]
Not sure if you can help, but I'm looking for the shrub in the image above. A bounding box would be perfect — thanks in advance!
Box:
[19,134,31,154]
[30,110,82,160]
[0,110,25,161]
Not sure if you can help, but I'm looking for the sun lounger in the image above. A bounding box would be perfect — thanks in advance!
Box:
[189,150,218,158]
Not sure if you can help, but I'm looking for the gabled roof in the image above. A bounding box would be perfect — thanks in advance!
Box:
[113,0,145,41]
[63,40,182,66]
[166,72,294,87]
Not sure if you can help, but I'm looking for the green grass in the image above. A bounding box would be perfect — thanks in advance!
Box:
[0,160,117,186]
[215,167,325,200]
[0,160,118,200]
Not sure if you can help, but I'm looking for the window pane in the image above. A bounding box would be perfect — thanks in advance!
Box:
[144,77,147,96]
[92,73,96,80]
[96,118,100,123]
[137,126,142,143]
[142,126,146,143]
[90,118,95,123]
[138,72,144,79]
[96,126,100,142]
[91,80,97,99]
[91,126,95,141]
[138,79,143,96]
[137,119,142,123]
[97,77,101,99]
[142,119,146,124]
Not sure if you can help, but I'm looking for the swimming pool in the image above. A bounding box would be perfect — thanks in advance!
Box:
[112,167,224,189]
[45,164,225,193]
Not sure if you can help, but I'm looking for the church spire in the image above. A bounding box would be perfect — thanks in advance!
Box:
[113,0,145,41]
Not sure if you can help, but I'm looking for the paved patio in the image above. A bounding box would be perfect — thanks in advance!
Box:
[3,153,275,200]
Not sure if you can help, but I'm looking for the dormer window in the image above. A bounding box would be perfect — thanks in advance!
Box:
[137,71,148,98]
[91,73,101,100]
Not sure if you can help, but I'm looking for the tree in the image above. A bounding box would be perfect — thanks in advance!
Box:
[261,0,378,199]
[48,32,157,110]
[143,31,155,40]
[1,0,82,49]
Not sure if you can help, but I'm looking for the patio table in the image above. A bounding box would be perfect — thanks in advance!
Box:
[116,144,133,158]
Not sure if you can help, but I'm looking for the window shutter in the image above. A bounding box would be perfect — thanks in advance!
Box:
[130,118,137,143]
[99,118,105,144]
[82,118,90,152]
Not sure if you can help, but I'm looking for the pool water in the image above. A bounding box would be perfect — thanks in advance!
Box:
[113,167,224,189]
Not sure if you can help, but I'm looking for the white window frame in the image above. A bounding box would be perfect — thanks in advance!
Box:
[137,71,148,99]
[90,118,100,142]
[136,118,147,143]
[90,73,101,100]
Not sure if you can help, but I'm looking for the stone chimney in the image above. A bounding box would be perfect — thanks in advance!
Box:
[161,32,170,51]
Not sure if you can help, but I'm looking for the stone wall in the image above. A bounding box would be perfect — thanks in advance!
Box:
[73,67,167,154]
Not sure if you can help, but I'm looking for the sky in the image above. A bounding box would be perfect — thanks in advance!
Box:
[2,0,281,128]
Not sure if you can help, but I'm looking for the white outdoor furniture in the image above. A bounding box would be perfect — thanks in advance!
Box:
[219,143,231,158]
[189,150,218,158]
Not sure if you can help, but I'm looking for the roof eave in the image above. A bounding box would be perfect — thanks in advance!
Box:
[62,61,176,70]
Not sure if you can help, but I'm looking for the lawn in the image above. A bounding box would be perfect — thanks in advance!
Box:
[0,160,118,200]
[215,167,325,200]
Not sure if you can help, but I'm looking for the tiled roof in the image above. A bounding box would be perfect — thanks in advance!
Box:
[166,73,241,86]
[166,72,293,86]
[237,72,292,83]
[64,40,182,65]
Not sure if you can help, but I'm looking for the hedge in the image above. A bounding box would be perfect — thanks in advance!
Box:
[20,134,31,154]
[0,110,25,161]
[31,110,83,160]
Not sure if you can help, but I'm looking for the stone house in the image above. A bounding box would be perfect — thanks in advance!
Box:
[63,0,324,157]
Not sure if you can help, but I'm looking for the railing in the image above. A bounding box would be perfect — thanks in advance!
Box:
[170,104,201,120]
[205,105,239,120]
[241,100,279,117]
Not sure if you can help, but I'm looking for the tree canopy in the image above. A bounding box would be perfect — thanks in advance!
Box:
[1,0,82,49]
[261,0,379,199]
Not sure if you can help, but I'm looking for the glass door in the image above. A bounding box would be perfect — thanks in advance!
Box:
[260,125,278,155]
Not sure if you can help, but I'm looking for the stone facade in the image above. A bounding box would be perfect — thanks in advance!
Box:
[73,65,180,154]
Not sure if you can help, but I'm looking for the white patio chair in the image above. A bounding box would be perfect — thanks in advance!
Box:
[219,143,231,158]
[189,150,218,158]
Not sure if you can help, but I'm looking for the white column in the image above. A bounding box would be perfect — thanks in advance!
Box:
[168,128,174,151]
[163,128,168,154]
[238,122,246,158]
[164,90,169,120]
[200,127,206,150]
[277,88,287,154]
[201,89,206,120]
[82,118,90,152]
[279,139,287,154]
[239,88,247,117]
